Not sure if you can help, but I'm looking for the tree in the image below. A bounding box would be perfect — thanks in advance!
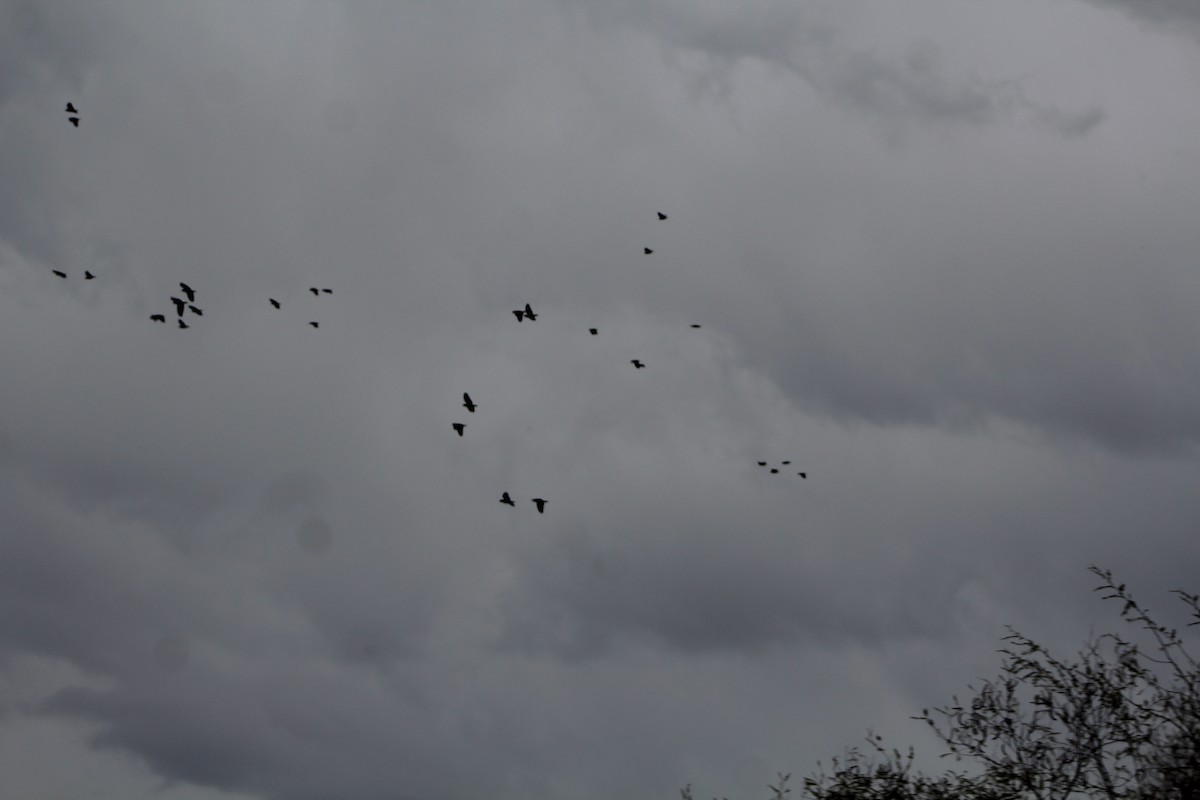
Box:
[686,566,1200,800]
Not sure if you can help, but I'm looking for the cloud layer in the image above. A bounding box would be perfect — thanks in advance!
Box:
[1,1,1199,799]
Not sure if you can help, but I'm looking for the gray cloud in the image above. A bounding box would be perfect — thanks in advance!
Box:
[572,1,1104,137]
[1084,0,1200,27]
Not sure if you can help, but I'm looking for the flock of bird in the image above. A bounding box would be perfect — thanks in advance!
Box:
[145,282,204,328]
[58,107,807,516]
[441,209,807,515]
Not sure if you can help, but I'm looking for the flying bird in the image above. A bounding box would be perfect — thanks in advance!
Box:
[150,314,166,323]
[452,423,465,437]
[309,321,319,328]
[179,283,195,302]
[178,319,189,329]
[631,359,645,369]
[531,498,547,514]
[757,461,767,467]
[269,298,280,309]
[170,297,186,316]
[188,305,203,316]
[84,271,95,280]
[658,212,667,220]
[68,117,79,127]
[321,288,332,294]
[65,103,78,114]
[462,393,477,413]
[690,324,701,328]
[512,309,524,322]
[52,270,66,278]
[643,247,653,255]
[770,468,779,474]
[523,303,537,321]
[797,473,807,479]
[589,328,598,335]
[500,492,515,507]
[309,287,319,296]
[781,461,791,465]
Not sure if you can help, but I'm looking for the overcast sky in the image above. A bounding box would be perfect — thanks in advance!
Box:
[2,1,1200,798]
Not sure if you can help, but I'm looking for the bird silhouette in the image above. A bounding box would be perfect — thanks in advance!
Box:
[631,360,645,369]
[65,103,78,114]
[797,472,807,479]
[643,247,653,254]
[500,492,516,507]
[309,287,319,296]
[658,212,667,220]
[462,393,477,413]
[188,305,203,316]
[757,461,767,466]
[170,297,186,317]
[84,271,95,280]
[589,328,598,335]
[52,270,66,278]
[269,298,280,309]
[781,461,791,465]
[179,283,195,302]
[512,309,524,322]
[309,322,319,328]
[452,423,465,437]
[150,314,166,323]
[523,303,537,321]
[178,319,189,329]
[531,498,547,513]
[68,117,79,127]
[690,324,701,328]
[770,468,778,474]
[322,288,332,294]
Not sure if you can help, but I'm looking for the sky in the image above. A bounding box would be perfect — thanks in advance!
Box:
[1,1,1199,798]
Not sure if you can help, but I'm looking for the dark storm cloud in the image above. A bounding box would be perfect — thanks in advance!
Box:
[571,0,1104,136]
[1084,0,1200,28]
[492,515,958,661]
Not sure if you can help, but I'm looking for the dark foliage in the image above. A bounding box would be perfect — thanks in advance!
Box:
[684,566,1199,800]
